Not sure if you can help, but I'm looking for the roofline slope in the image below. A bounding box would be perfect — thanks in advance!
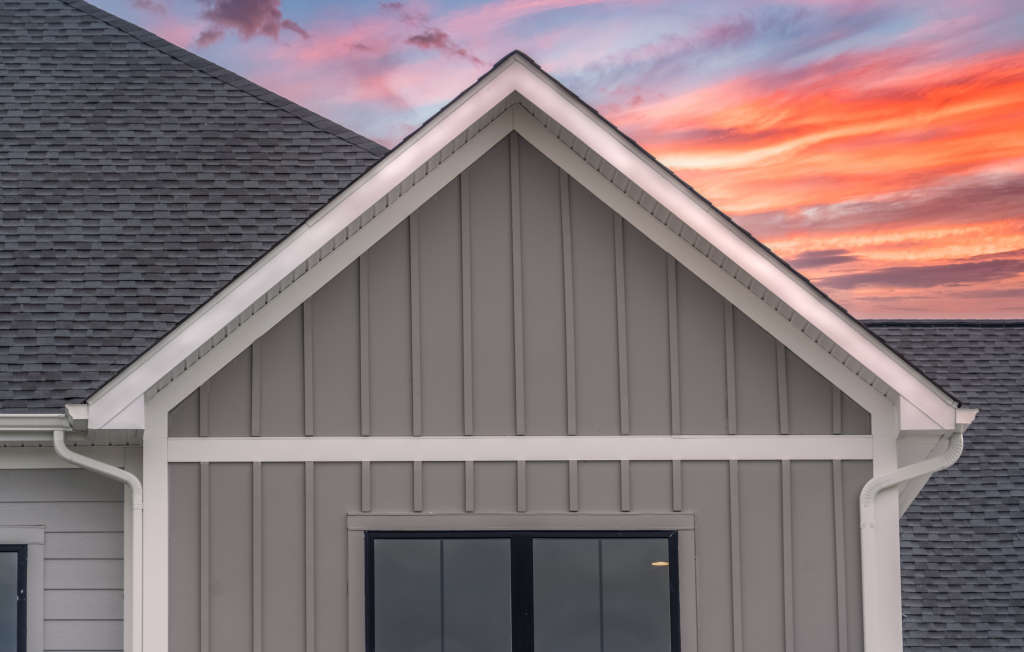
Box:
[82,51,964,431]
[62,0,389,158]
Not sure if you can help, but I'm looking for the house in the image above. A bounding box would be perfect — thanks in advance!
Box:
[1,2,1008,652]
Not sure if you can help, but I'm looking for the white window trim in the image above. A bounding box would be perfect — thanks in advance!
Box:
[347,512,698,652]
[0,526,43,652]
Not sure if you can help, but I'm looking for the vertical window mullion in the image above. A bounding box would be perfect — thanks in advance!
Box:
[510,535,534,652]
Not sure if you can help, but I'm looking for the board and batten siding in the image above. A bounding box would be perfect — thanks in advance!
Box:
[0,468,125,651]
[167,134,871,438]
[168,459,872,652]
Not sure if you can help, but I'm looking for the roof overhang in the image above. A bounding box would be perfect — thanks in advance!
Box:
[86,53,963,436]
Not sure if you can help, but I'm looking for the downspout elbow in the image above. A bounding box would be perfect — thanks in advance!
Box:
[53,429,143,509]
[859,430,964,517]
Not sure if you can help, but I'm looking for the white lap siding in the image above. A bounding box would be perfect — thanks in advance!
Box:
[0,468,124,651]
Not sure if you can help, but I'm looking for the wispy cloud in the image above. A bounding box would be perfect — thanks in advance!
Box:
[91,0,1024,317]
[194,0,309,46]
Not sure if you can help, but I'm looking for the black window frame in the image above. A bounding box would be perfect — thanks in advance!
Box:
[0,544,28,652]
[365,530,681,652]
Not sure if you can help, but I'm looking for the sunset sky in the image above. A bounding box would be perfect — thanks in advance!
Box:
[93,0,1024,318]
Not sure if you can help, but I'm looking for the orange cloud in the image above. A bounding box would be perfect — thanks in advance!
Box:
[607,47,1024,215]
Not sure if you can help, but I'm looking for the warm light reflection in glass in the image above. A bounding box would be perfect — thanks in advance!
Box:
[651,561,669,566]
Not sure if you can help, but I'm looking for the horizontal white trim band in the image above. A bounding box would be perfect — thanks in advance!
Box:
[166,435,872,462]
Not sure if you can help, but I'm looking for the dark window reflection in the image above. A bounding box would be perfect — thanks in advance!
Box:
[0,552,17,651]
[373,538,512,652]
[534,538,671,652]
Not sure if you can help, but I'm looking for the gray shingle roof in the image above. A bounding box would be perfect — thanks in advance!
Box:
[866,321,1024,651]
[0,0,386,412]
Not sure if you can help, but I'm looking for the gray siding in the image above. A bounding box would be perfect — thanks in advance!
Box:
[0,468,124,651]
[168,459,872,652]
[168,134,870,438]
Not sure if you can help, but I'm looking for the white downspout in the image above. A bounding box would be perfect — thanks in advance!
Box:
[53,430,143,652]
[859,416,973,652]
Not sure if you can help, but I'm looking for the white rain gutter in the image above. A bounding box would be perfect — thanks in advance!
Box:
[859,408,977,652]
[53,430,143,652]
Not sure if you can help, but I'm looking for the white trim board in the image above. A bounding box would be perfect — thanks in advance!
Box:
[0,447,126,469]
[166,435,873,462]
[90,53,961,435]
[0,526,44,652]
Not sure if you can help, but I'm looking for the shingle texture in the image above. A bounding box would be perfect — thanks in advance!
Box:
[0,0,386,412]
[867,321,1024,651]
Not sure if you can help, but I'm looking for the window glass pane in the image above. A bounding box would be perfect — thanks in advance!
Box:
[532,539,602,652]
[374,539,442,652]
[373,539,512,652]
[533,538,672,652]
[443,539,512,652]
[0,552,17,651]
[601,538,672,652]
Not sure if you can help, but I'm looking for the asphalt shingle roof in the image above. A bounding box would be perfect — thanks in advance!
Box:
[0,0,386,412]
[866,321,1024,651]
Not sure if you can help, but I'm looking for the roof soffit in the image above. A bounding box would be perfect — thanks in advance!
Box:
[89,54,959,432]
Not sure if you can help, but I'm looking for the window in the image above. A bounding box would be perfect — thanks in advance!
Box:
[0,545,27,652]
[366,532,680,652]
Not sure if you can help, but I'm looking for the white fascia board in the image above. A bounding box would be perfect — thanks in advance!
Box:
[88,53,956,431]
[508,61,957,429]
[87,58,523,430]
[167,435,872,463]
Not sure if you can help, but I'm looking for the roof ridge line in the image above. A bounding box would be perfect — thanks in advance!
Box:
[60,0,389,158]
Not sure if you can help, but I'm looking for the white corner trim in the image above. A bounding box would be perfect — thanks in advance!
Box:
[166,435,873,462]
[94,394,145,431]
[87,53,958,433]
[899,396,945,434]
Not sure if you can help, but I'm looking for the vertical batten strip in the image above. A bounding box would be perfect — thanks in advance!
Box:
[410,211,423,437]
[782,460,794,652]
[568,460,579,512]
[777,342,790,435]
[359,256,370,437]
[667,258,681,435]
[361,461,371,512]
[200,462,210,652]
[729,459,743,652]
[672,460,682,512]
[460,172,474,436]
[724,302,737,435]
[303,301,314,437]
[510,133,527,435]
[833,460,849,652]
[465,461,475,512]
[252,462,262,652]
[613,214,630,434]
[559,170,578,435]
[620,460,631,512]
[305,462,315,652]
[199,381,210,437]
[832,387,843,435]
[413,461,423,512]
[251,339,261,437]
[517,460,527,512]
